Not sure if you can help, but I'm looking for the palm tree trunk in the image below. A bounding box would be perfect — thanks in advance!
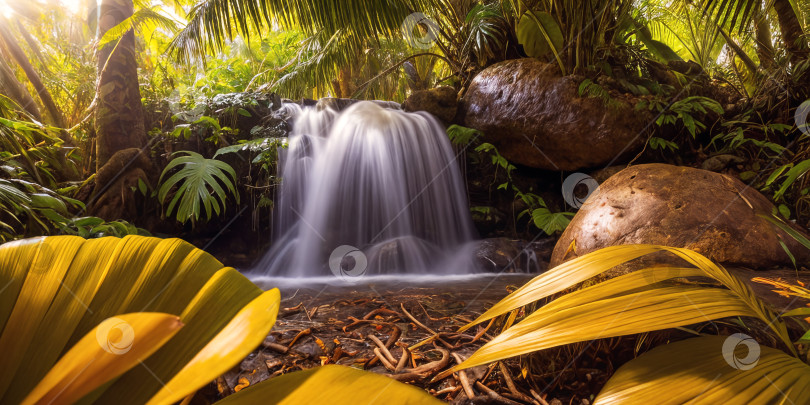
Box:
[772,0,808,63]
[94,0,147,170]
[15,21,48,70]
[0,22,64,128]
[337,66,355,99]
[753,0,774,68]
[0,53,42,120]
[719,28,758,75]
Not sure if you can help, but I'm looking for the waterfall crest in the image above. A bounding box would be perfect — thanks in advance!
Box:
[254,101,477,277]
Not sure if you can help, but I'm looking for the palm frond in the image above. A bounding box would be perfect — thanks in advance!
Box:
[99,6,180,47]
[168,0,436,64]
[457,244,793,371]
[595,335,810,404]
[158,151,240,225]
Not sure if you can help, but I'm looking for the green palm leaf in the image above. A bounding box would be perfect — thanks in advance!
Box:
[169,0,436,64]
[158,151,240,225]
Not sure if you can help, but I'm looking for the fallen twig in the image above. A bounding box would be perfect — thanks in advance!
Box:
[368,334,397,364]
[262,341,289,354]
[453,353,475,400]
[374,347,397,371]
[476,381,523,405]
[499,361,534,403]
[401,303,437,334]
[286,328,311,348]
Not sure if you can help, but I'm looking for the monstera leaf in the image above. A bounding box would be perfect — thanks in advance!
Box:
[0,235,440,404]
[517,10,563,60]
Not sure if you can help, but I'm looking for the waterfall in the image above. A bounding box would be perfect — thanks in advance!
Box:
[253,101,478,278]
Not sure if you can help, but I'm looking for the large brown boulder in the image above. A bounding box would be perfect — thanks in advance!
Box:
[550,164,810,269]
[402,86,458,123]
[460,59,650,170]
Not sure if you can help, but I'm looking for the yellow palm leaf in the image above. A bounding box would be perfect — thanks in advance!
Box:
[0,235,278,404]
[22,313,183,405]
[147,288,281,405]
[215,365,443,405]
[458,245,794,370]
[459,244,669,332]
[595,335,810,404]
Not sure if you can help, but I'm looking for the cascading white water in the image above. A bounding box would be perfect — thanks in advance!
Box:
[254,101,478,277]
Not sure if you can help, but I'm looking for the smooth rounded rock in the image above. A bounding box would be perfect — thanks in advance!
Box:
[550,163,810,269]
[402,86,458,123]
[461,58,651,170]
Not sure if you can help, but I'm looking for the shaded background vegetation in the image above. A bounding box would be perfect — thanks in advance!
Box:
[0,0,807,264]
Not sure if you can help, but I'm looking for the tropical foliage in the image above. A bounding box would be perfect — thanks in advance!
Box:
[158,151,240,225]
[0,0,808,400]
[457,244,810,403]
[0,235,439,404]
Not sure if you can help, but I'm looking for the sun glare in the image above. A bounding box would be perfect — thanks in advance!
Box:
[0,0,13,19]
[58,0,84,15]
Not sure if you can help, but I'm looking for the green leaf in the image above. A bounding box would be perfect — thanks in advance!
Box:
[530,208,572,235]
[446,125,481,146]
[214,137,286,157]
[137,178,148,196]
[517,11,563,59]
[778,204,791,219]
[774,159,810,200]
[158,152,240,224]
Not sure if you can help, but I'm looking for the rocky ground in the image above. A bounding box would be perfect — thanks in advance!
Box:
[190,270,810,404]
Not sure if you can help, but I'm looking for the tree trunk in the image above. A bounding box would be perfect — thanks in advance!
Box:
[0,53,41,120]
[337,65,355,99]
[719,28,758,75]
[15,21,48,70]
[94,0,147,171]
[753,0,774,68]
[772,0,808,63]
[0,23,64,127]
